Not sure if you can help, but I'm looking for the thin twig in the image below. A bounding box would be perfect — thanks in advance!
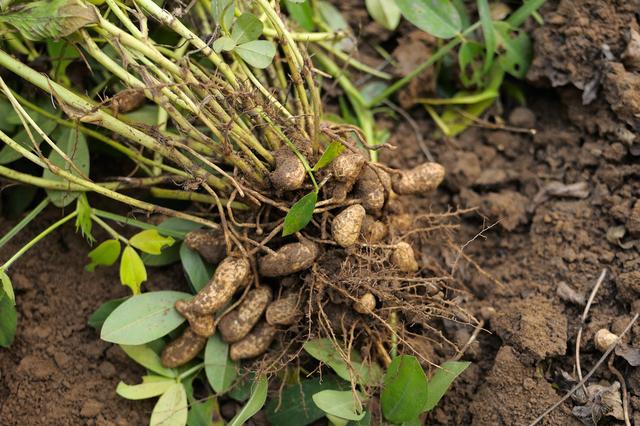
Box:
[453,320,485,361]
[608,355,631,426]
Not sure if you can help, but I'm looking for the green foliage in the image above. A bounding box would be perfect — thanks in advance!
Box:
[476,0,495,72]
[205,334,237,394]
[86,239,121,272]
[282,191,317,236]
[75,194,94,243]
[179,243,213,292]
[47,40,80,85]
[381,355,428,423]
[365,0,401,31]
[232,13,263,44]
[87,296,126,330]
[312,141,345,172]
[150,382,188,426]
[117,376,175,400]
[395,0,461,39]
[494,22,532,78]
[0,269,15,305]
[423,361,470,412]
[284,0,314,31]
[129,229,175,255]
[0,292,16,348]
[234,40,277,69]
[212,0,234,31]
[119,245,147,294]
[100,290,190,345]
[312,390,365,422]
[228,376,268,426]
[120,344,177,378]
[0,113,58,165]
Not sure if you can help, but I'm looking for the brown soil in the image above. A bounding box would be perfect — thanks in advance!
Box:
[2,1,640,426]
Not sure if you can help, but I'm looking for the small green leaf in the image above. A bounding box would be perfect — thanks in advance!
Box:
[235,40,276,69]
[228,376,268,426]
[187,398,218,426]
[88,297,127,330]
[205,334,237,394]
[179,243,213,293]
[116,377,175,400]
[47,40,80,85]
[120,344,177,378]
[284,0,314,31]
[86,239,121,272]
[360,81,389,105]
[477,0,496,72]
[0,115,57,165]
[100,290,191,345]
[75,194,94,243]
[157,218,201,237]
[494,22,532,78]
[381,355,428,423]
[312,141,345,171]
[312,390,365,421]
[282,191,317,236]
[458,41,485,87]
[0,293,17,347]
[395,0,461,39]
[120,245,147,294]
[0,269,15,305]
[141,243,181,267]
[365,0,401,30]
[212,36,237,53]
[130,229,175,255]
[212,0,234,30]
[231,13,263,44]
[317,1,352,51]
[150,382,188,426]
[424,361,470,412]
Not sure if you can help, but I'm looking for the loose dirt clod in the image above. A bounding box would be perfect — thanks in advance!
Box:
[354,292,376,314]
[355,167,387,213]
[219,287,272,343]
[229,322,277,361]
[361,215,388,242]
[390,242,419,272]
[332,152,365,185]
[258,241,319,277]
[392,162,445,195]
[161,327,207,368]
[187,256,252,315]
[270,148,306,191]
[594,329,618,352]
[184,229,226,265]
[175,300,216,337]
[265,293,300,325]
[331,204,366,247]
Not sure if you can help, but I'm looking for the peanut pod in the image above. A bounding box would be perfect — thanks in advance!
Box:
[229,322,277,361]
[331,204,366,248]
[259,241,319,277]
[270,148,306,191]
[361,215,388,243]
[161,327,207,368]
[391,242,419,272]
[184,229,226,265]
[392,162,445,195]
[354,167,388,213]
[219,286,273,343]
[266,293,301,326]
[175,300,215,337]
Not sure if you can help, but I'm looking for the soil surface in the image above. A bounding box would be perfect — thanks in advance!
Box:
[2,1,640,425]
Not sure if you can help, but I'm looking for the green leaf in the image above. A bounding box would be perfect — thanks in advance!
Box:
[157,218,201,238]
[130,229,175,255]
[228,372,255,402]
[228,376,268,426]
[312,141,345,172]
[395,0,461,39]
[212,36,236,53]
[75,194,94,243]
[282,191,317,236]
[47,40,80,84]
[150,382,188,426]
[231,13,263,44]
[266,376,346,426]
[100,290,191,345]
[0,269,15,305]
[312,390,365,421]
[211,0,234,30]
[284,0,314,31]
[179,243,213,293]
[317,1,352,51]
[88,297,127,330]
[0,113,58,165]
[0,0,98,41]
[424,361,470,412]
[477,0,496,73]
[86,239,121,272]
[235,40,276,69]
[365,0,401,30]
[42,126,90,207]
[458,41,485,87]
[381,355,428,423]
[494,22,532,78]
[506,0,546,27]
[120,245,147,294]
[205,334,237,394]
[120,344,177,378]
[116,377,175,400]
[187,398,218,426]
[142,243,181,267]
[0,293,17,347]
[360,81,389,105]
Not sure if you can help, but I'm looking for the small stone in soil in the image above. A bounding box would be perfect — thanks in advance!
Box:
[80,399,104,418]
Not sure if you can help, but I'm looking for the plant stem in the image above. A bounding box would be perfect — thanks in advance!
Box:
[318,41,392,80]
[0,198,49,251]
[149,188,250,211]
[91,213,129,244]
[1,210,78,271]
[92,209,188,239]
[177,362,203,381]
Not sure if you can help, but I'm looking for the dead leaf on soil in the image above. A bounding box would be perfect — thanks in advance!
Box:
[615,343,640,366]
[571,382,624,425]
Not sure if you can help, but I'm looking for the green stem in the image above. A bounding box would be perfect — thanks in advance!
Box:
[91,213,129,244]
[0,198,49,251]
[92,209,188,239]
[177,363,203,381]
[1,210,78,271]
[319,41,392,80]
[149,188,250,211]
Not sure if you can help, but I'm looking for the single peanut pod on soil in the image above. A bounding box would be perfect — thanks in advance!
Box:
[229,322,277,361]
[392,162,445,195]
[219,287,273,343]
[354,292,376,314]
[332,152,365,184]
[361,215,388,243]
[266,293,301,326]
[259,241,319,277]
[391,242,419,272]
[270,148,306,191]
[188,256,252,315]
[331,182,350,202]
[175,300,216,337]
[332,204,366,247]
[355,167,387,213]
[594,329,618,352]
[184,229,226,265]
[161,327,207,368]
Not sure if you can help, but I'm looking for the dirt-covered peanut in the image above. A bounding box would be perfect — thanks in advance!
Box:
[161,327,207,368]
[266,293,300,325]
[331,182,350,202]
[111,89,146,114]
[355,167,386,213]
[361,215,388,243]
[184,229,226,265]
[392,162,445,195]
[229,322,277,361]
[270,148,306,191]
[259,241,319,277]
[594,329,618,352]
[332,204,366,247]
[219,287,272,343]
[188,256,252,315]
[354,292,376,314]
[391,242,419,272]
[175,300,216,337]
[332,152,365,184]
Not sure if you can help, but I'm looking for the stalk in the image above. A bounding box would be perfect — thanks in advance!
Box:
[0,198,50,251]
